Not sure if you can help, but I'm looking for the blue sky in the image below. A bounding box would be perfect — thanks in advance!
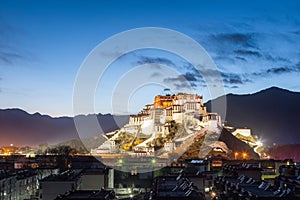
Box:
[0,0,300,116]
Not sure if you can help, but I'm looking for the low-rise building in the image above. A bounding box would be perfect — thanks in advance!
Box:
[214,162,299,199]
[149,174,206,200]
[0,168,58,200]
[39,169,82,200]
[55,189,117,200]
[80,169,107,190]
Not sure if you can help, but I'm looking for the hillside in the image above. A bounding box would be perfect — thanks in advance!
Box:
[205,87,300,145]
[180,128,259,160]
[0,108,129,146]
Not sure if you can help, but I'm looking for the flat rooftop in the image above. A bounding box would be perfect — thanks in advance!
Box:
[55,189,116,200]
[41,169,82,182]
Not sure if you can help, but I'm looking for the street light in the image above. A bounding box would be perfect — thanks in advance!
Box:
[118,159,123,164]
[151,158,156,164]
[242,153,247,160]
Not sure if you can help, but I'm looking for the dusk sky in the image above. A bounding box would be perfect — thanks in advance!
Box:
[1,0,300,116]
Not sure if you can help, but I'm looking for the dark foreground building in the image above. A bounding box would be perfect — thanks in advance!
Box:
[55,189,117,200]
[149,173,206,200]
[214,163,300,199]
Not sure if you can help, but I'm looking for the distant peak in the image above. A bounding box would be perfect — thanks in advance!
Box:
[266,86,287,91]
[259,86,292,94]
[0,108,30,114]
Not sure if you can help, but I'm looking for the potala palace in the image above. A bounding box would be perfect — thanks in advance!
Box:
[91,89,262,158]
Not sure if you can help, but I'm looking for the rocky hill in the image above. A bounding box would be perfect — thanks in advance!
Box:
[205,87,300,145]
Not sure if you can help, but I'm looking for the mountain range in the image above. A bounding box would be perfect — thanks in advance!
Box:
[0,109,129,146]
[0,86,299,147]
[206,86,300,145]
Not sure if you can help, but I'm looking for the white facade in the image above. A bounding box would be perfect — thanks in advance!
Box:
[200,113,222,130]
[164,142,176,152]
[232,128,252,137]
[141,118,154,135]
[91,140,116,154]
[122,124,139,134]
[173,113,184,124]
[183,101,200,113]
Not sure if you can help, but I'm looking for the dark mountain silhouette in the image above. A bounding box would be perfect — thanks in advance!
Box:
[219,128,259,159]
[0,108,129,146]
[1,86,299,147]
[205,87,300,145]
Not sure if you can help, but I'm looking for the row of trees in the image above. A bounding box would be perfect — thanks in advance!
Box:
[35,145,78,156]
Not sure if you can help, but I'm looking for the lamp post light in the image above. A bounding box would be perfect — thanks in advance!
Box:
[242,153,247,160]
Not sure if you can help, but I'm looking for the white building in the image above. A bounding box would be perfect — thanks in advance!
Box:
[91,140,116,154]
[94,92,224,155]
[232,128,252,137]
[164,142,176,152]
[201,113,222,130]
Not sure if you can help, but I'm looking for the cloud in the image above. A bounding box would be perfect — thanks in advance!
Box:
[210,33,256,48]
[150,72,162,78]
[0,18,25,65]
[186,65,251,85]
[296,62,300,70]
[266,67,291,74]
[264,54,291,63]
[136,55,176,68]
[235,56,247,61]
[222,73,251,85]
[164,70,205,90]
[173,82,198,90]
[213,56,236,64]
[221,73,243,84]
[181,72,198,82]
[202,30,299,80]
[164,72,200,84]
[224,85,240,89]
[192,16,300,91]
[234,49,262,57]
[292,30,300,35]
[184,64,223,79]
[0,51,23,64]
[253,64,300,77]
[164,64,251,90]
[199,32,264,70]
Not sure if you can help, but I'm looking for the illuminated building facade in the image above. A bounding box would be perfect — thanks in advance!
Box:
[92,91,222,155]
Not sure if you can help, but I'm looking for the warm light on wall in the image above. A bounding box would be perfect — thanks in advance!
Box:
[235,152,238,159]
